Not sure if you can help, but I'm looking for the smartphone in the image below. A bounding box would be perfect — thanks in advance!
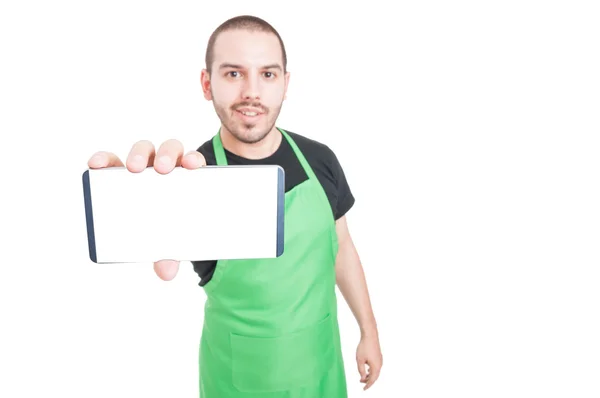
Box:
[82,165,285,264]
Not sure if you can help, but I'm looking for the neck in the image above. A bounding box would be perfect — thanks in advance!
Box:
[220,126,282,160]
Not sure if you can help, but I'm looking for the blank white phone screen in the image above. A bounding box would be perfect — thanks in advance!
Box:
[82,165,285,264]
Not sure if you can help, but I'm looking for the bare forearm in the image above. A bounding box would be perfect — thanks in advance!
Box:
[335,241,378,338]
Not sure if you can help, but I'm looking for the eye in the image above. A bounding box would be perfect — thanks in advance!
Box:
[227,71,241,78]
[263,72,275,79]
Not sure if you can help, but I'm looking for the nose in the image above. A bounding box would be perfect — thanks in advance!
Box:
[241,72,260,100]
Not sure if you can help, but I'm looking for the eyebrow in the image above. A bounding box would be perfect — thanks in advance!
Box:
[262,64,282,71]
[218,63,282,71]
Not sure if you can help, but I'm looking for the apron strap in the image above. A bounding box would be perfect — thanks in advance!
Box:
[212,129,228,166]
[277,128,317,182]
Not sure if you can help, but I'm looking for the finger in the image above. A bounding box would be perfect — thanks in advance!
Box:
[153,260,180,281]
[88,151,124,169]
[364,366,381,390]
[357,360,367,383]
[126,140,156,173]
[181,150,206,170]
[154,139,184,174]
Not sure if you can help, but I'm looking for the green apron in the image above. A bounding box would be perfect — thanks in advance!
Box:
[198,128,348,397]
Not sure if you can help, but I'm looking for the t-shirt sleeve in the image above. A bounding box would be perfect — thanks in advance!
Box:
[329,149,355,220]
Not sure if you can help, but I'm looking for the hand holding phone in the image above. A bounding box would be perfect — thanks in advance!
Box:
[86,139,206,281]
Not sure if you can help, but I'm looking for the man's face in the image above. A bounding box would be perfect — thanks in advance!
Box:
[201,29,290,144]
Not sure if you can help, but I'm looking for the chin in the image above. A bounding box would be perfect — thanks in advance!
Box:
[231,124,273,144]
[235,132,269,144]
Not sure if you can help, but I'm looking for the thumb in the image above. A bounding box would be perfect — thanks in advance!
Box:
[154,259,180,281]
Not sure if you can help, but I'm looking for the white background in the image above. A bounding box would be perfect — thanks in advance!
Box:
[1,1,599,397]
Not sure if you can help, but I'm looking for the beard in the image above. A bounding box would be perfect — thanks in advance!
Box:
[212,94,283,144]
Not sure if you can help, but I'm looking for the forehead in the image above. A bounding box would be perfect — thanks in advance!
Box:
[212,29,283,68]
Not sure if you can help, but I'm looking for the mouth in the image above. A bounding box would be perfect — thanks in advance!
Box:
[235,107,265,120]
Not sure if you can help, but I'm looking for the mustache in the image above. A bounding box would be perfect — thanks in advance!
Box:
[232,102,268,113]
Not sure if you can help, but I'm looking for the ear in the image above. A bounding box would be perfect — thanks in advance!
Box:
[200,69,212,101]
[283,71,290,100]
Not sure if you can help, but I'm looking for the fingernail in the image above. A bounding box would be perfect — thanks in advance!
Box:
[91,154,103,164]
[133,154,144,163]
[158,155,171,165]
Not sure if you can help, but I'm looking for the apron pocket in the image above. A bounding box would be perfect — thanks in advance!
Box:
[230,313,335,393]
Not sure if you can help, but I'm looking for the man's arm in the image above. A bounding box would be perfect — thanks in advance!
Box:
[335,215,378,336]
[334,215,382,389]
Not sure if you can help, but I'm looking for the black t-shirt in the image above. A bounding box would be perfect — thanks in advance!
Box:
[191,129,355,286]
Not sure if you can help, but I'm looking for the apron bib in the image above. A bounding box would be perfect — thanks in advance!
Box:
[198,128,348,397]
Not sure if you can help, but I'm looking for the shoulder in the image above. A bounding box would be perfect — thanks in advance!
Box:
[285,130,335,155]
[283,129,355,220]
[283,130,340,172]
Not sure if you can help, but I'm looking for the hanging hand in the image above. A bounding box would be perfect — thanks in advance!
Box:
[356,333,383,390]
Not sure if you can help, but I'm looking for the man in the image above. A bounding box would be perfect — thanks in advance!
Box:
[87,15,382,397]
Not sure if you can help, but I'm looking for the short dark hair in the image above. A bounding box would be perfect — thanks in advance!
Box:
[204,15,287,75]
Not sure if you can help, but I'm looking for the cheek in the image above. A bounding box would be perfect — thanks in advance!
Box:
[211,81,238,103]
[263,84,286,105]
